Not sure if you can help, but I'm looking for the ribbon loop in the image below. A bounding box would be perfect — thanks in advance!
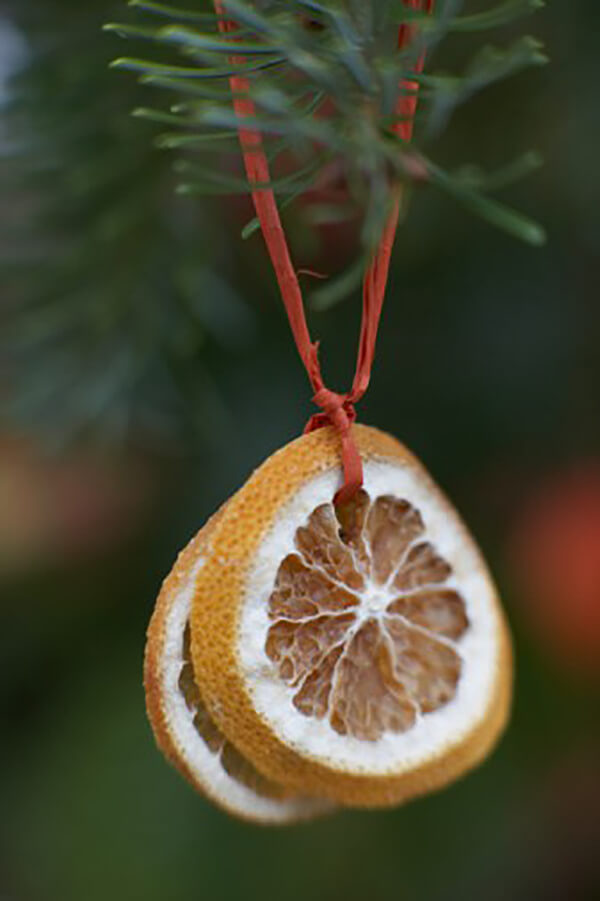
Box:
[215,0,433,504]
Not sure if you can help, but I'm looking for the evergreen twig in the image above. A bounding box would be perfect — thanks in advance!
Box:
[107,0,548,281]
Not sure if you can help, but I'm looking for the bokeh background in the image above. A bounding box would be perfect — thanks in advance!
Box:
[2,2,600,900]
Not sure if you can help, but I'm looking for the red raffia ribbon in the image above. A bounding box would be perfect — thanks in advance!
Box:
[214,0,434,504]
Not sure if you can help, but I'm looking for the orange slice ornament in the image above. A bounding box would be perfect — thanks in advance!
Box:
[143,0,513,820]
[188,425,512,807]
[144,505,334,823]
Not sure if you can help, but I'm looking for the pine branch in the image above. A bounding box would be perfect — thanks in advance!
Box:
[106,0,548,294]
[2,0,550,449]
[1,1,253,449]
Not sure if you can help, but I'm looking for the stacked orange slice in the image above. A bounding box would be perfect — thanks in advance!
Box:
[145,425,512,822]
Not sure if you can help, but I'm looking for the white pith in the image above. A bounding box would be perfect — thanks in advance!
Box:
[159,551,329,822]
[239,458,503,776]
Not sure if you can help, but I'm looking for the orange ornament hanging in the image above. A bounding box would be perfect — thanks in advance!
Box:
[144,0,513,823]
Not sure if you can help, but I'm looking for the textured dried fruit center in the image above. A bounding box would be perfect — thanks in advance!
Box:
[266,491,469,741]
[179,624,285,798]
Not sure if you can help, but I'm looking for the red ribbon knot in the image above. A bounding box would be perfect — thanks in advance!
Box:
[305,389,361,507]
[306,388,356,436]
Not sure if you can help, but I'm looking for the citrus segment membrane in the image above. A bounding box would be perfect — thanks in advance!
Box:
[144,528,332,824]
[266,492,469,742]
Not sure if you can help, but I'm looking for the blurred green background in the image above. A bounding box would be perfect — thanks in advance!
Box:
[2,2,599,900]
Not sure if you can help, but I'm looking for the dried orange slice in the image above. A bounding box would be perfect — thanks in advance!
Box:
[190,425,512,807]
[144,508,332,823]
